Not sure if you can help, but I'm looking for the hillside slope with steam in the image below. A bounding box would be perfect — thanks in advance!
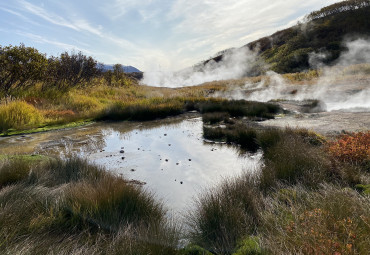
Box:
[203,0,370,74]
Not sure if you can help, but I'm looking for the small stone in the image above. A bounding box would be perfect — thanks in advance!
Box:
[138,148,140,150]
[188,159,192,161]
[168,144,171,146]
[165,159,169,162]
[121,157,125,160]
[180,181,183,184]
[164,134,167,136]
[120,150,125,153]
[176,163,179,165]
[121,147,124,149]
[131,169,136,172]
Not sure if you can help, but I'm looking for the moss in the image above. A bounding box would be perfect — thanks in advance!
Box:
[0,120,93,137]
[355,184,370,195]
[232,236,264,255]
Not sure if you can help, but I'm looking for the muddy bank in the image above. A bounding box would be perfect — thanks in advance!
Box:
[260,111,370,136]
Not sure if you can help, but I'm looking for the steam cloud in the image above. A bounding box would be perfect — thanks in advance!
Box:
[213,38,370,112]
[241,38,370,112]
[141,47,258,88]
[143,37,370,112]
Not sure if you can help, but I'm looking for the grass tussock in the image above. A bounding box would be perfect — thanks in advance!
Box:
[260,129,331,189]
[0,156,179,254]
[187,175,261,254]
[0,158,32,188]
[203,124,259,152]
[197,100,281,119]
[202,112,232,124]
[65,175,164,231]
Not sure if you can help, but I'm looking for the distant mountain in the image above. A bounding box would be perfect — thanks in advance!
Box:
[199,0,370,74]
[101,64,142,73]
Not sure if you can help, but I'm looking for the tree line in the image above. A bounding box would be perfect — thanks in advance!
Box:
[0,44,131,95]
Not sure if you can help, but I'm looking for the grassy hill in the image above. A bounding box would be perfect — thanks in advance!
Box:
[204,0,370,74]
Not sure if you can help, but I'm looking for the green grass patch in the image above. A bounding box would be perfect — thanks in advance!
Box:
[0,120,93,137]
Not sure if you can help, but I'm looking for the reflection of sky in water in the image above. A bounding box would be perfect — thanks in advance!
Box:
[91,117,262,213]
[0,116,262,213]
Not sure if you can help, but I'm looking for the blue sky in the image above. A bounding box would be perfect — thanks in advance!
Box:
[0,0,341,71]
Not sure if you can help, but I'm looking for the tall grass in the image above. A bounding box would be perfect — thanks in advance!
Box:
[260,130,331,189]
[0,158,32,188]
[0,156,180,254]
[0,101,43,132]
[197,100,281,119]
[187,174,261,254]
[99,98,185,121]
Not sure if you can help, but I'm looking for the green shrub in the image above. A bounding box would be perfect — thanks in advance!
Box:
[0,101,43,132]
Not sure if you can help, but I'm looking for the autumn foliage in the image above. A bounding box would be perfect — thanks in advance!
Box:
[327,131,370,166]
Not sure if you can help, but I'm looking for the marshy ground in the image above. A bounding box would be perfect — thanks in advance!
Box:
[0,64,369,254]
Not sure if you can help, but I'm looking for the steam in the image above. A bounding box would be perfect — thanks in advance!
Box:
[231,38,370,112]
[143,36,369,112]
[141,47,258,88]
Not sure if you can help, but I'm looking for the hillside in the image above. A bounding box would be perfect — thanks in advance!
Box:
[203,0,370,74]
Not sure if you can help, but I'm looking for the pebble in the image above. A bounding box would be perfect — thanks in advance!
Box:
[180,181,183,184]
[131,169,136,172]
[165,159,169,162]
[120,150,125,153]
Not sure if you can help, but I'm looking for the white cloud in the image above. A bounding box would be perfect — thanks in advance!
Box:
[165,0,340,67]
[14,31,93,54]
[2,0,345,71]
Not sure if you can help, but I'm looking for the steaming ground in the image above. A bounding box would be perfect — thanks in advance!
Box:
[222,71,370,112]
[215,73,370,136]
[141,38,370,135]
[141,48,258,87]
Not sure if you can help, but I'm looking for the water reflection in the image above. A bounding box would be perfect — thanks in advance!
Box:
[0,114,262,212]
